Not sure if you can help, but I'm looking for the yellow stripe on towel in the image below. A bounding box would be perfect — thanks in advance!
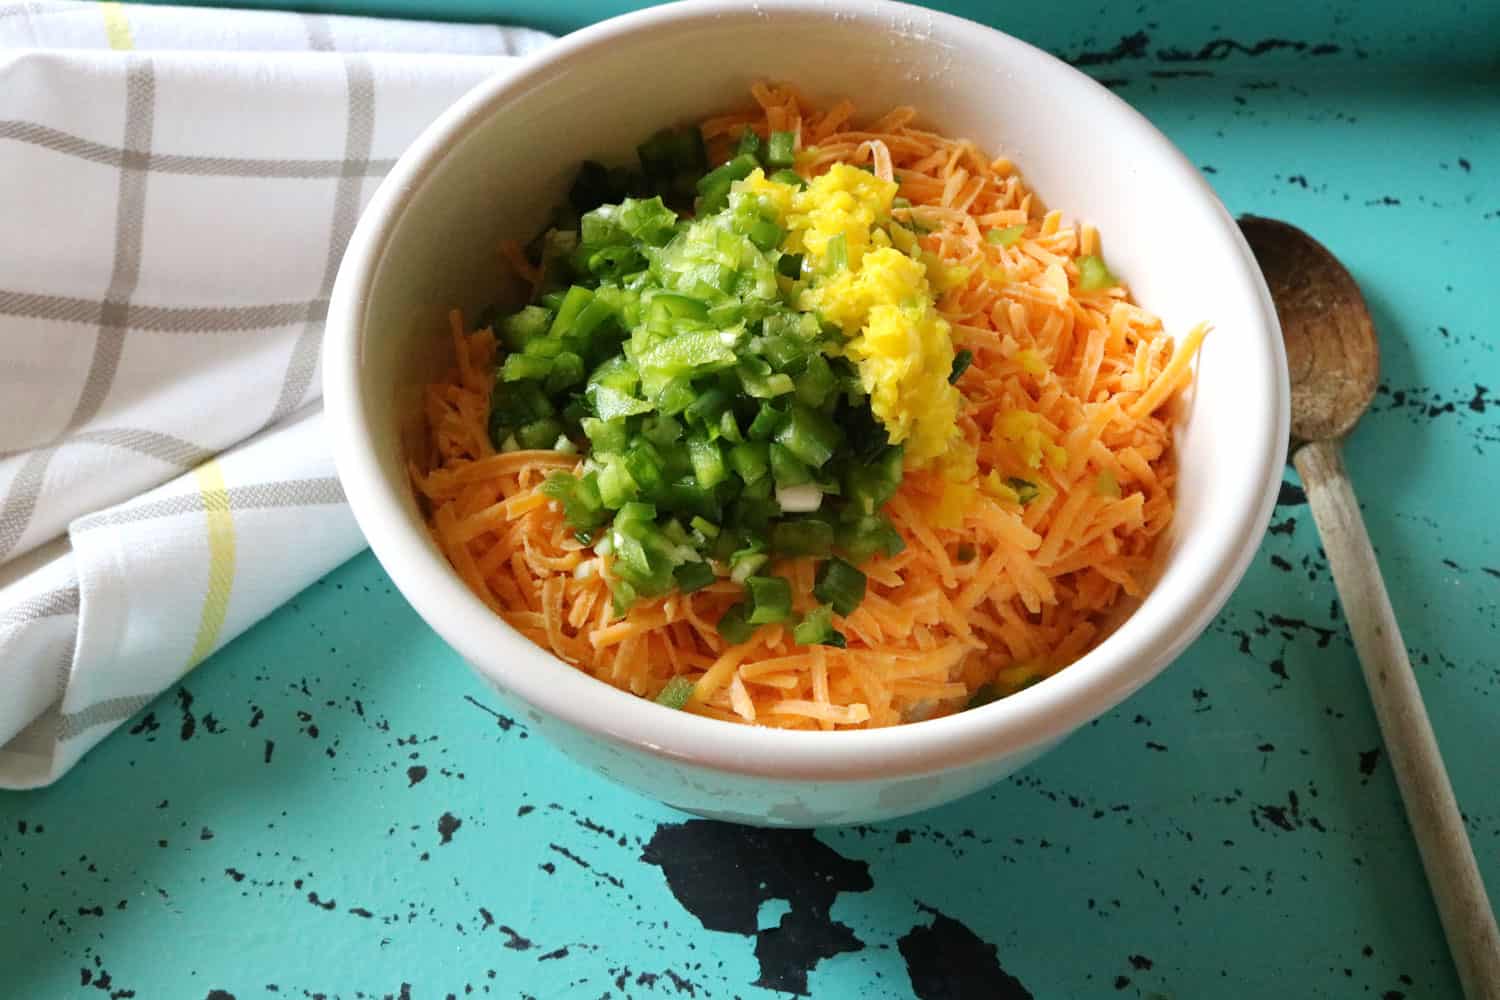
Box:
[188,460,235,667]
[100,2,135,51]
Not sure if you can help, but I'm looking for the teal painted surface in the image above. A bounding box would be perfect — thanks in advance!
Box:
[4,4,1499,998]
[140,0,1500,69]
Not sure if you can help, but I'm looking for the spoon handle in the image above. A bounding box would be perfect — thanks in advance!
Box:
[1295,439,1500,999]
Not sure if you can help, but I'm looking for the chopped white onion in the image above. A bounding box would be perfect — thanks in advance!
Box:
[775,484,824,513]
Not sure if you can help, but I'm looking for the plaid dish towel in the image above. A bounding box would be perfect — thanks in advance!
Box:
[0,2,550,789]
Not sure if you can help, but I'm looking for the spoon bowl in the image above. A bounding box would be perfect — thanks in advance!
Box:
[1239,215,1380,443]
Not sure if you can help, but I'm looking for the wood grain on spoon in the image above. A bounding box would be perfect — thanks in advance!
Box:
[1239,214,1500,1000]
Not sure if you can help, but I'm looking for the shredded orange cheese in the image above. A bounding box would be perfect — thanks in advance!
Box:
[413,85,1207,730]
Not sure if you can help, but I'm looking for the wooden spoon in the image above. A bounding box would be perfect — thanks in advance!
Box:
[1240,215,1500,999]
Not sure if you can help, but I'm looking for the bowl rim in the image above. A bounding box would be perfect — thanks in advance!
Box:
[324,0,1289,783]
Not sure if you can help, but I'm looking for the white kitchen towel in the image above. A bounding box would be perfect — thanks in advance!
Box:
[0,2,549,788]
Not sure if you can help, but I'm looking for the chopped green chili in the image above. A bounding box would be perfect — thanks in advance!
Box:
[655,676,696,710]
[745,575,793,624]
[1077,254,1117,291]
[479,138,929,613]
[813,558,866,616]
[1006,477,1040,505]
[985,225,1025,247]
[949,349,974,384]
[792,605,847,648]
[766,131,797,168]
[717,602,756,644]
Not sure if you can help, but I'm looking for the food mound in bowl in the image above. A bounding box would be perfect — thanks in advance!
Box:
[411,83,1207,730]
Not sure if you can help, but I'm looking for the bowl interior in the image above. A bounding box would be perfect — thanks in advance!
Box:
[335,0,1286,781]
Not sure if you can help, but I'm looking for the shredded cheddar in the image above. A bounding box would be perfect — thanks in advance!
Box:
[413,86,1207,730]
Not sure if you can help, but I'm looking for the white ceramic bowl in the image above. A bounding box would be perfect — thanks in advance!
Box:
[325,0,1288,826]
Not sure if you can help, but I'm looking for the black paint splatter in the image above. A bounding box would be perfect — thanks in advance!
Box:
[1266,613,1337,647]
[548,843,624,889]
[1069,30,1150,67]
[1359,748,1382,777]
[407,766,428,787]
[1158,37,1341,62]
[437,812,462,845]
[898,905,1032,1000]
[1253,789,1326,833]
[499,925,533,951]
[1277,480,1307,506]
[463,694,526,735]
[642,820,872,995]
[205,991,236,999]
[176,687,196,741]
